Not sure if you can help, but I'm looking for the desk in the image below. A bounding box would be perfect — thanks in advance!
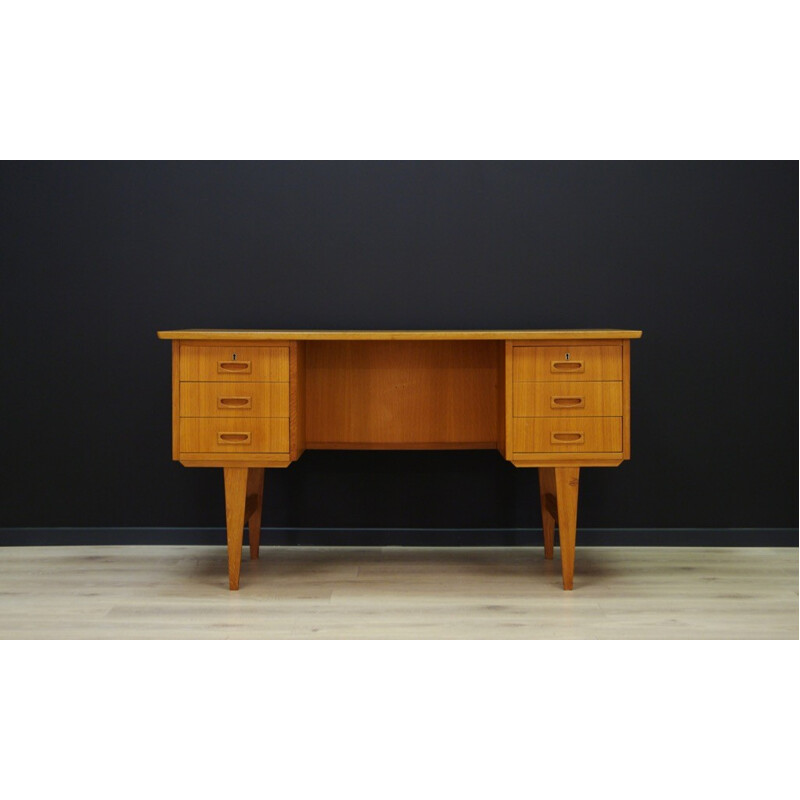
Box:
[157,330,642,590]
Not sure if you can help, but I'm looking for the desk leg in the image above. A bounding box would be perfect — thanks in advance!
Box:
[224,467,248,590]
[246,467,265,560]
[538,468,557,560]
[554,467,580,591]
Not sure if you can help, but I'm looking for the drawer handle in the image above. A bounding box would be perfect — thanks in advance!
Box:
[551,360,584,373]
[218,360,251,374]
[217,432,251,444]
[218,396,252,409]
[550,432,585,444]
[551,396,585,409]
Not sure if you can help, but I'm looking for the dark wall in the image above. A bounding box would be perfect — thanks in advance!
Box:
[1,162,797,535]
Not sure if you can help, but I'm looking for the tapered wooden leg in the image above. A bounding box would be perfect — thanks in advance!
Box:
[224,467,248,590]
[554,467,580,591]
[246,467,265,560]
[538,467,557,559]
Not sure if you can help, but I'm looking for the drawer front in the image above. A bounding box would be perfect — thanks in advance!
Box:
[513,417,622,453]
[180,346,290,382]
[180,382,290,418]
[513,345,622,382]
[180,418,290,454]
[513,381,622,417]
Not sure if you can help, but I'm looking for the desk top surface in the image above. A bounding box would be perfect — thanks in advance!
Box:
[158,329,643,341]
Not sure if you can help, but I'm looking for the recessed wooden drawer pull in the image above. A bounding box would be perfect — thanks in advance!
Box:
[217,432,251,444]
[550,360,585,373]
[217,360,252,374]
[217,396,252,409]
[550,396,585,409]
[550,432,585,444]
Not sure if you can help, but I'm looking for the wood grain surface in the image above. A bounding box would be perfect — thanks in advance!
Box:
[159,330,643,341]
[305,341,500,447]
[0,546,794,639]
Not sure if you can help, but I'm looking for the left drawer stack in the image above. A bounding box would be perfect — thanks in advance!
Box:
[178,345,290,455]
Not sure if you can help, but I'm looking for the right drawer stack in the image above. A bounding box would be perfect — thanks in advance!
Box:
[512,345,623,455]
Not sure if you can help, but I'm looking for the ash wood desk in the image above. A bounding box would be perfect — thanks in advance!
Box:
[157,330,642,590]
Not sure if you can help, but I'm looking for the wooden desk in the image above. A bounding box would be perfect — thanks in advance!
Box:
[157,330,642,590]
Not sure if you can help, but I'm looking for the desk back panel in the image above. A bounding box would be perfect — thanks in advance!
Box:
[304,341,501,448]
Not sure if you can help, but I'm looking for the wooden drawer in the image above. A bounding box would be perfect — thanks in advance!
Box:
[513,381,622,417]
[180,418,290,454]
[513,417,622,453]
[180,345,290,382]
[513,345,622,382]
[180,382,289,418]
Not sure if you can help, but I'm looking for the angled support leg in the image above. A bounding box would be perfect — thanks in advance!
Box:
[246,467,265,560]
[554,467,580,591]
[224,467,248,590]
[538,467,557,560]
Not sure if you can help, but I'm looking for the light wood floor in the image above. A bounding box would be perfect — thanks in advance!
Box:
[0,545,796,639]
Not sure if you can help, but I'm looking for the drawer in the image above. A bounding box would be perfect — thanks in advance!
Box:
[180,382,289,418]
[180,346,290,382]
[513,417,622,453]
[513,381,622,417]
[513,345,622,382]
[180,418,290,454]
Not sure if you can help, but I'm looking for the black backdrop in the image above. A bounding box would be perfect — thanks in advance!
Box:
[1,162,797,543]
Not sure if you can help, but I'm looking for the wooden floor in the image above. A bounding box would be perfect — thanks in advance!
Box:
[0,545,796,639]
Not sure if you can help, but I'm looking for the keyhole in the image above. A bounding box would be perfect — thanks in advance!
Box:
[565,353,570,360]
[232,353,237,361]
